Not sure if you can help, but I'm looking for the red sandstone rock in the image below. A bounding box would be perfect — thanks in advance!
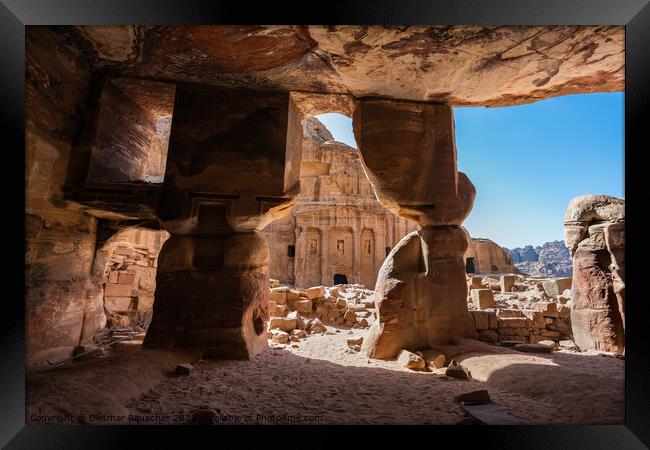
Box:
[77,25,624,107]
[564,195,625,352]
[24,25,624,367]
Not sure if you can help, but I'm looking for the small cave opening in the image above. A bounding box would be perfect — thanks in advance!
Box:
[465,257,476,274]
[253,315,265,336]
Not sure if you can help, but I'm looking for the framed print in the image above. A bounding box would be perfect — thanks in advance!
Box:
[2,0,649,447]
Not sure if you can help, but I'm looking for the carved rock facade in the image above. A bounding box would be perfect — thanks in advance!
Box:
[263,118,418,289]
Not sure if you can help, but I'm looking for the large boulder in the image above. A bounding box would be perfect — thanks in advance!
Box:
[564,195,625,352]
[361,228,478,359]
[542,277,572,297]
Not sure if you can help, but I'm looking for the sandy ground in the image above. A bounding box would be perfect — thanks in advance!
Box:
[26,325,624,425]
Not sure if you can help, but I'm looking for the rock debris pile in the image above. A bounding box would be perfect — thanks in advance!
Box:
[267,280,376,347]
[466,274,574,346]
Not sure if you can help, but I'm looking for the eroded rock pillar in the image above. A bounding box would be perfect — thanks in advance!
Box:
[564,195,625,352]
[352,99,477,359]
[144,227,269,359]
[143,86,300,359]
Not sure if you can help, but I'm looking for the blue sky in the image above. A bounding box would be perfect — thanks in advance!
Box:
[315,92,624,248]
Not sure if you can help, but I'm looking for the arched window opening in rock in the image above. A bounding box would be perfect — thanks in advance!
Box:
[86,78,175,185]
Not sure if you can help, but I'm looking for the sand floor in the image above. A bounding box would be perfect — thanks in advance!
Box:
[27,325,624,425]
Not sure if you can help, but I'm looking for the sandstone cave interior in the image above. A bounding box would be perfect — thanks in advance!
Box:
[26,25,625,425]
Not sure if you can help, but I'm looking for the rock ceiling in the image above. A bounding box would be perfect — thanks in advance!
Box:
[72,25,624,107]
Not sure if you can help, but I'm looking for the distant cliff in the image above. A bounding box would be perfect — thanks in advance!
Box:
[503,240,572,277]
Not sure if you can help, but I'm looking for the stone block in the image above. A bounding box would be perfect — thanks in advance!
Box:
[538,339,558,349]
[307,318,327,334]
[540,330,561,339]
[287,290,301,303]
[498,327,526,337]
[269,288,287,305]
[497,317,527,328]
[478,329,499,343]
[268,312,297,332]
[117,273,135,285]
[290,329,307,339]
[468,284,488,291]
[270,329,289,344]
[105,283,134,298]
[268,300,278,316]
[293,299,313,315]
[446,361,471,379]
[470,310,490,330]
[542,277,572,297]
[559,340,579,350]
[521,310,546,329]
[396,349,425,371]
[344,309,357,323]
[500,275,516,293]
[487,312,498,329]
[421,349,446,368]
[347,337,364,348]
[108,271,119,284]
[306,286,326,300]
[497,309,524,318]
[470,289,495,309]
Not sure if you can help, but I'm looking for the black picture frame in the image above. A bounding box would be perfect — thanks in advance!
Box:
[3,0,649,447]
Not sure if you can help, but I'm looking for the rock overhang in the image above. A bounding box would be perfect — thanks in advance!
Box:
[66,24,624,107]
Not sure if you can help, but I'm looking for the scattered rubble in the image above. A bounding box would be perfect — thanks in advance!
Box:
[467,274,574,347]
[266,282,377,346]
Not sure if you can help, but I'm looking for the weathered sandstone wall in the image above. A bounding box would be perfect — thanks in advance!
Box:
[25,28,101,369]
